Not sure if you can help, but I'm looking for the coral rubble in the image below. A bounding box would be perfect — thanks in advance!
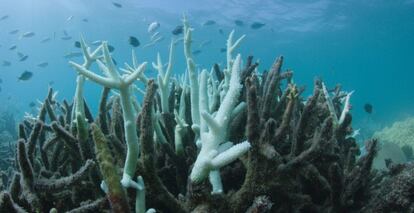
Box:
[1,17,414,213]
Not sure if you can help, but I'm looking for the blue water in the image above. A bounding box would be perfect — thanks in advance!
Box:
[1,0,414,138]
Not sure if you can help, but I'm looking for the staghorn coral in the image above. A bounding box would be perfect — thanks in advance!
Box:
[1,17,413,213]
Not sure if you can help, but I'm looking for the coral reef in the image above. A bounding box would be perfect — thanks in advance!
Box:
[1,17,414,213]
[373,116,414,149]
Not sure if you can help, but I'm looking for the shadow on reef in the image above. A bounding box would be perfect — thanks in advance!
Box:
[1,18,414,213]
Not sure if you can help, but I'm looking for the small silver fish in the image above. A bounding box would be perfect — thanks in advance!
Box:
[2,60,11,66]
[148,22,160,33]
[61,36,72,40]
[64,52,82,59]
[92,40,102,46]
[20,32,35,38]
[9,45,17,50]
[66,15,74,22]
[37,62,49,67]
[199,40,212,48]
[0,15,9,21]
[9,29,19,34]
[41,37,51,43]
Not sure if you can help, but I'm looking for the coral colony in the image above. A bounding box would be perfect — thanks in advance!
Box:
[1,17,414,213]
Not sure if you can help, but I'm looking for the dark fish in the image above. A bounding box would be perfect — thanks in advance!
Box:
[108,45,115,52]
[251,22,265,29]
[202,20,216,26]
[18,70,33,81]
[218,29,224,35]
[128,36,140,47]
[37,62,49,68]
[19,55,29,62]
[82,18,88,22]
[234,20,244,27]
[220,47,226,53]
[172,25,184,35]
[29,102,36,107]
[9,29,19,34]
[2,60,11,66]
[112,2,122,8]
[192,50,202,55]
[364,103,373,114]
[0,15,9,21]
[74,41,81,48]
[9,45,17,50]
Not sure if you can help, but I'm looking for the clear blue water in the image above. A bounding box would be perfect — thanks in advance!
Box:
[1,0,414,138]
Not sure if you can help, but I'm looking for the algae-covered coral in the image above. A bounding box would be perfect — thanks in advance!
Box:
[1,18,414,213]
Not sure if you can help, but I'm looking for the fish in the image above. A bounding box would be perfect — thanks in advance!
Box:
[218,29,224,35]
[2,60,11,66]
[17,52,24,58]
[37,62,49,68]
[112,2,122,8]
[192,50,202,55]
[29,102,36,107]
[251,22,265,29]
[148,22,160,33]
[92,40,102,46]
[143,36,164,48]
[9,29,19,34]
[66,15,74,22]
[0,15,9,21]
[150,32,160,41]
[41,37,51,43]
[82,18,89,22]
[112,58,117,66]
[202,20,216,26]
[9,45,17,50]
[128,36,140,47]
[18,71,33,81]
[64,52,82,59]
[61,36,72,40]
[220,47,226,53]
[172,25,184,35]
[234,20,244,27]
[74,41,81,48]
[364,103,373,114]
[20,31,35,38]
[199,40,212,48]
[19,55,29,62]
[108,45,115,52]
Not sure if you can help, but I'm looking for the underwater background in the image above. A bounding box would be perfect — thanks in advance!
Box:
[1,0,414,134]
[1,1,414,212]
